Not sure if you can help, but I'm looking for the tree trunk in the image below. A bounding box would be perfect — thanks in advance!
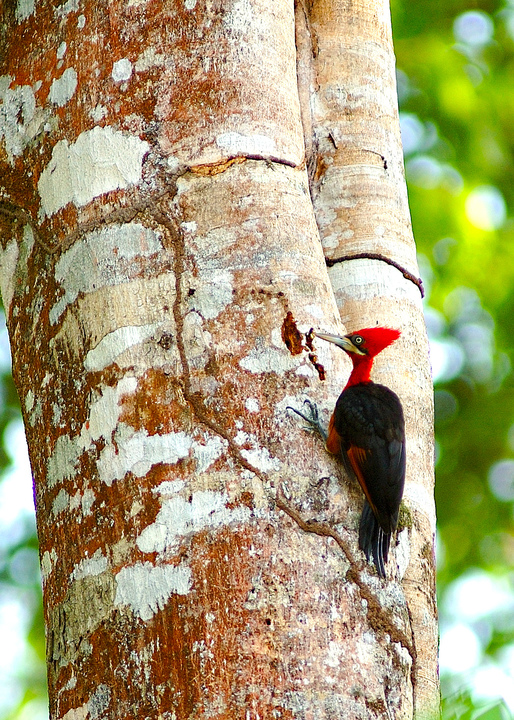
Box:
[0,1,437,719]
[297,1,439,716]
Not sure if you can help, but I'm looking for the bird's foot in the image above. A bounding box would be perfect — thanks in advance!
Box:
[286,399,328,443]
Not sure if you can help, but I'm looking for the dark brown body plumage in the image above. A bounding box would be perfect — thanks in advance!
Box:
[328,381,406,577]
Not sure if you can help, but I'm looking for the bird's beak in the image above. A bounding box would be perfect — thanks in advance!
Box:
[314,332,363,354]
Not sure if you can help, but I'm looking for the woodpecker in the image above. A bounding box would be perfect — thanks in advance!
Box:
[290,327,406,578]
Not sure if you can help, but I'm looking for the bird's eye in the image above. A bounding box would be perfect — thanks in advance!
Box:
[353,335,364,345]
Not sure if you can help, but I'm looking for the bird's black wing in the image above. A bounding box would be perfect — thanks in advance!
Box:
[333,382,406,576]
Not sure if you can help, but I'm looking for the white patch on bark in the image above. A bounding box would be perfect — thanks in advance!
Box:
[0,237,19,313]
[182,311,212,365]
[49,376,192,492]
[60,685,110,720]
[49,223,162,324]
[222,0,268,35]
[303,304,325,319]
[41,548,58,582]
[16,0,34,21]
[324,640,343,668]
[181,220,197,234]
[97,425,192,487]
[33,396,45,424]
[84,323,161,372]
[61,704,88,720]
[87,685,111,719]
[295,364,315,377]
[47,435,82,486]
[154,480,185,495]
[24,389,34,412]
[22,222,35,255]
[191,435,227,473]
[239,445,280,472]
[0,79,49,160]
[239,346,298,374]
[52,488,73,516]
[321,233,340,250]
[137,486,251,556]
[234,430,280,472]
[47,376,137,487]
[90,104,107,122]
[112,59,133,82]
[245,397,260,413]
[56,0,80,17]
[90,378,138,441]
[71,550,108,581]
[270,328,284,348]
[114,561,192,620]
[38,126,149,216]
[49,67,78,106]
[395,528,411,579]
[81,488,96,515]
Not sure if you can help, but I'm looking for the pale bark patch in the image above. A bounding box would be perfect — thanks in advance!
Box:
[38,128,149,216]
[114,561,193,620]
[136,486,253,556]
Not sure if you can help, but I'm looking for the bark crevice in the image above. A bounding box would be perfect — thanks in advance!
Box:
[326,252,425,297]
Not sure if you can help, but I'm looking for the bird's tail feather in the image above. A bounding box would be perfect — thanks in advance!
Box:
[359,501,391,578]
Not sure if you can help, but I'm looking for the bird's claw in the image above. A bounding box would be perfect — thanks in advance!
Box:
[286,398,317,422]
[286,400,327,442]
[302,398,320,424]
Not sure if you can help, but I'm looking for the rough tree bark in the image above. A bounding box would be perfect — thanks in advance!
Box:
[0,1,437,719]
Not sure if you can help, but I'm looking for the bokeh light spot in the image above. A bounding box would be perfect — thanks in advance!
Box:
[440,623,481,673]
[454,11,494,47]
[488,460,514,501]
[465,185,506,231]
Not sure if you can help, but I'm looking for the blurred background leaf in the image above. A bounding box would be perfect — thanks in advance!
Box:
[2,1,514,717]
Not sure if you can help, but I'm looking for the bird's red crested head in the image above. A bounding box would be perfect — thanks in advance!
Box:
[346,327,401,358]
[315,327,401,358]
[313,326,401,386]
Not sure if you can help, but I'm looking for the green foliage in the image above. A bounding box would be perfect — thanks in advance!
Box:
[443,689,511,720]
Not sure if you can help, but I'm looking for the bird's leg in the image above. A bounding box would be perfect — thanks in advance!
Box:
[287,399,328,443]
